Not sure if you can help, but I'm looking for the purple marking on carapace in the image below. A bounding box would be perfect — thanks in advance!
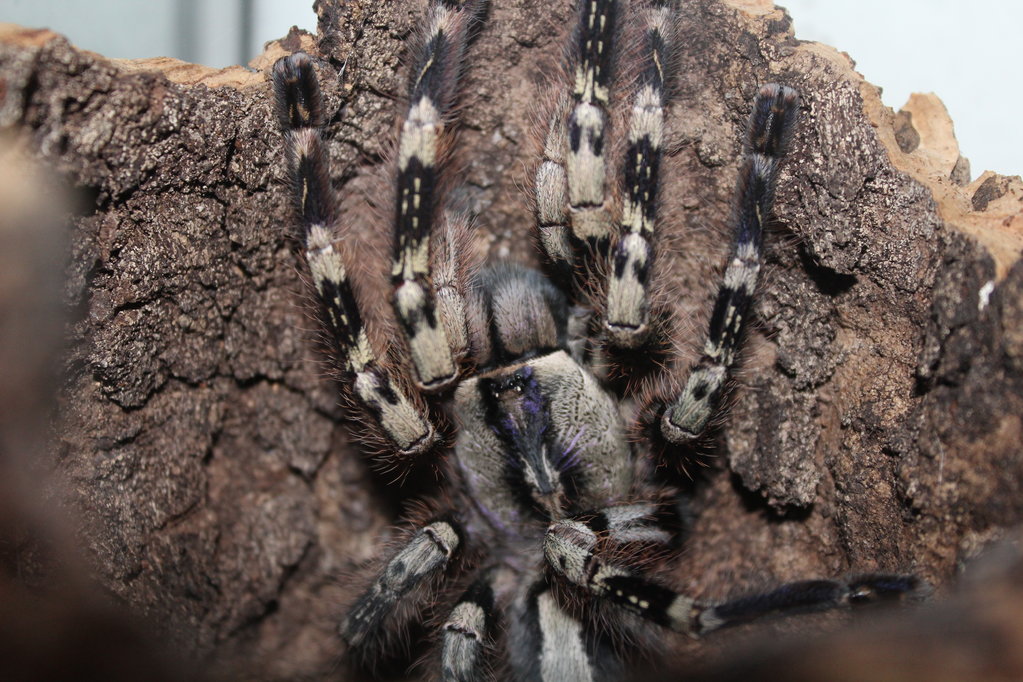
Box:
[557,426,586,472]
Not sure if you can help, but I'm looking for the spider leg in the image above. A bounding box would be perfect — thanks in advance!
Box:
[272,54,438,459]
[565,0,618,245]
[661,83,800,443]
[441,569,497,682]
[582,500,680,546]
[515,582,613,682]
[604,0,679,347]
[535,92,574,283]
[392,0,483,392]
[431,211,474,369]
[692,574,921,633]
[342,518,463,649]
[535,0,621,279]
[537,0,681,344]
[544,515,916,636]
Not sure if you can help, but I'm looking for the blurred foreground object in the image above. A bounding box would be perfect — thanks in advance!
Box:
[0,137,186,681]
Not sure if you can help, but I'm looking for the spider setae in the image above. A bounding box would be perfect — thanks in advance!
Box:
[271,0,918,679]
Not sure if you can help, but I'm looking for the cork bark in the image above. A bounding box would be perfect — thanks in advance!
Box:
[1,0,1022,679]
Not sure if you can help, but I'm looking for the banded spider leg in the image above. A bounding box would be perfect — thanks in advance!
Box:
[273,0,486,659]
[272,1,484,459]
[544,506,919,636]
[660,82,801,444]
[272,53,438,459]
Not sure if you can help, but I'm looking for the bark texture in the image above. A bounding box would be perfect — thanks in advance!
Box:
[0,0,1021,679]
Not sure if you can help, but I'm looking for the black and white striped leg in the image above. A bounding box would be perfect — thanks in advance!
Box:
[567,0,619,246]
[544,517,917,636]
[661,83,800,444]
[517,583,612,682]
[272,54,437,459]
[441,570,496,682]
[342,518,462,649]
[543,516,697,635]
[583,501,679,546]
[604,0,678,347]
[535,0,620,270]
[392,0,482,392]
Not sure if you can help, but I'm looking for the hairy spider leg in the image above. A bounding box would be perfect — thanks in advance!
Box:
[544,513,918,636]
[441,568,498,682]
[272,54,438,459]
[517,581,622,682]
[566,0,618,245]
[535,92,575,283]
[501,502,680,681]
[536,0,621,281]
[392,0,484,392]
[342,517,463,649]
[661,83,800,443]
[604,0,679,347]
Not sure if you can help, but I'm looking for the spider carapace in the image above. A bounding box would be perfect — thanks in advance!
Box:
[271,1,918,679]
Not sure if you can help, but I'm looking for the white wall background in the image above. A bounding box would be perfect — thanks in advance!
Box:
[2,0,1018,178]
[3,0,317,67]
[784,0,1021,180]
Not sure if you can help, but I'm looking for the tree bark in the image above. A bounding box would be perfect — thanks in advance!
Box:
[0,0,1021,679]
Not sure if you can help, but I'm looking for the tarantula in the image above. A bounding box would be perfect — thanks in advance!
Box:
[271,0,917,678]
